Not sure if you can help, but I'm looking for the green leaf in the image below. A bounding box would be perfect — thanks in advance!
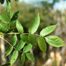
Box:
[23,43,32,53]
[45,36,64,47]
[16,20,24,33]
[6,46,13,56]
[15,40,26,51]
[20,34,37,45]
[10,50,18,65]
[40,25,56,37]
[11,34,17,46]
[0,23,10,32]
[6,0,11,3]
[28,34,37,44]
[28,13,40,34]
[20,34,28,42]
[11,11,19,21]
[0,10,10,22]
[26,52,35,62]
[21,53,25,66]
[6,2,11,13]
[37,37,46,52]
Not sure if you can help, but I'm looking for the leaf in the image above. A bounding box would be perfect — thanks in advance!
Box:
[11,11,19,21]
[6,46,13,56]
[21,53,25,66]
[6,2,11,13]
[20,34,28,42]
[28,13,40,34]
[11,34,17,46]
[0,23,10,32]
[6,0,11,3]
[26,52,35,62]
[28,34,37,44]
[40,25,56,37]
[20,34,37,45]
[15,40,26,51]
[16,20,24,33]
[23,43,32,53]
[45,36,64,47]
[10,50,18,65]
[0,10,10,22]
[37,37,46,52]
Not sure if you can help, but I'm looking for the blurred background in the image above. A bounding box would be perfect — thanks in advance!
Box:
[0,0,66,66]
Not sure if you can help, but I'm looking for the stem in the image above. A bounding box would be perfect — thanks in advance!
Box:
[0,36,16,52]
[0,32,41,58]
[0,36,23,56]
[7,32,40,37]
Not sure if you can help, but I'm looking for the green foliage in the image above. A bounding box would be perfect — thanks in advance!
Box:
[37,37,46,52]
[45,36,64,47]
[6,46,13,56]
[20,34,37,45]
[20,34,28,42]
[6,0,11,3]
[11,34,17,46]
[21,53,26,66]
[23,43,32,53]
[0,23,10,32]
[0,1,64,66]
[6,35,17,56]
[10,50,18,65]
[11,11,19,21]
[28,13,40,34]
[40,25,56,37]
[15,40,26,51]
[0,10,10,22]
[26,52,35,62]
[16,20,24,33]
[28,34,37,44]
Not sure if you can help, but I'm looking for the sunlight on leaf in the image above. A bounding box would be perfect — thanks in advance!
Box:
[28,13,40,34]
[40,25,56,37]
[23,43,32,53]
[16,20,24,33]
[11,34,17,46]
[15,40,26,51]
[45,36,64,47]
